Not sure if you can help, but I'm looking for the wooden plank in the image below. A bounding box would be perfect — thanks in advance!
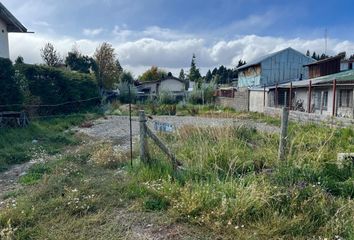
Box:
[145,126,182,171]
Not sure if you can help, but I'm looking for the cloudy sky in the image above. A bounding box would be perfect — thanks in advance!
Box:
[3,0,354,76]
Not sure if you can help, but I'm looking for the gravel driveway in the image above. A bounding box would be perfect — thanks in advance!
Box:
[76,115,280,147]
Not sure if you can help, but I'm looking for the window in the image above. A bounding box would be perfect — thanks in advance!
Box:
[314,91,328,110]
[339,89,353,108]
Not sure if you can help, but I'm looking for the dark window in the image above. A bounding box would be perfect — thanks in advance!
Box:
[339,89,353,108]
[314,91,328,110]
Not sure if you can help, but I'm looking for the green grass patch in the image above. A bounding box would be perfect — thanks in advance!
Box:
[0,112,100,171]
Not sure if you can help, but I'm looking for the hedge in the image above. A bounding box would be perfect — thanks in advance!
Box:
[0,57,100,115]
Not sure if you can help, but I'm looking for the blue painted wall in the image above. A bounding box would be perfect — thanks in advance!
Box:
[238,48,315,87]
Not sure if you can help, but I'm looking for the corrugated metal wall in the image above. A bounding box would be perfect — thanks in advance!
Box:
[261,48,314,86]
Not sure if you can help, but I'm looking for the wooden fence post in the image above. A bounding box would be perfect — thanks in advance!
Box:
[278,107,289,161]
[139,110,150,163]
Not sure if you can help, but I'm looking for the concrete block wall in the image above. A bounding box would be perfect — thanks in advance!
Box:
[216,91,249,112]
[265,107,354,127]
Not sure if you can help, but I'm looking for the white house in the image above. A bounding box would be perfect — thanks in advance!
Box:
[137,76,185,96]
[0,2,27,58]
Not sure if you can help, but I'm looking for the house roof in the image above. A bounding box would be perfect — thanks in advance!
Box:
[303,54,343,67]
[137,76,184,85]
[260,70,354,89]
[0,3,27,32]
[237,47,315,71]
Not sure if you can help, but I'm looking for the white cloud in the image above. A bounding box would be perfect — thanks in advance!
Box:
[83,28,105,37]
[8,30,354,76]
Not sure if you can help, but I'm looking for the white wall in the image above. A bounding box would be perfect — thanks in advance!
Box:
[0,19,9,58]
[249,90,267,112]
[159,79,184,92]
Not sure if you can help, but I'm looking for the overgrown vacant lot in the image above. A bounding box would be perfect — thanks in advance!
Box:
[0,113,99,171]
[0,114,353,239]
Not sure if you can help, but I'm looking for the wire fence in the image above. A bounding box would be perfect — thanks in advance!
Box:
[0,97,102,124]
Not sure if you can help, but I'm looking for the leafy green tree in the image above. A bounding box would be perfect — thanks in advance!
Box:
[94,42,122,90]
[139,66,167,82]
[65,50,96,74]
[15,56,24,65]
[40,43,63,67]
[189,54,201,82]
[119,71,134,84]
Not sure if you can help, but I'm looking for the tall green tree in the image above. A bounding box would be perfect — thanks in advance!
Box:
[94,42,122,90]
[179,69,185,80]
[189,54,201,82]
[40,43,63,67]
[205,69,212,82]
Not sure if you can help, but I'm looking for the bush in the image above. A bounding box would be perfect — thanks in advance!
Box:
[117,81,137,104]
[15,64,100,115]
[0,58,23,110]
[187,83,216,105]
[158,91,178,105]
[90,143,126,168]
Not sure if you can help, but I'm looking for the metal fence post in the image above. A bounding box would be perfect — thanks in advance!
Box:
[278,107,289,161]
[139,110,149,163]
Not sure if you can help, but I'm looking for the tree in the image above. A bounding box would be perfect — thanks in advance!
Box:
[40,43,63,67]
[65,49,96,74]
[349,54,354,60]
[319,53,329,60]
[15,56,24,65]
[306,50,310,57]
[94,42,122,90]
[0,58,22,107]
[237,59,246,68]
[139,66,167,82]
[119,71,134,84]
[115,59,123,74]
[205,70,212,82]
[179,69,185,80]
[189,54,201,82]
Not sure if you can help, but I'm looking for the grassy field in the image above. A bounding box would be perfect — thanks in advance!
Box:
[0,111,353,239]
[0,112,100,171]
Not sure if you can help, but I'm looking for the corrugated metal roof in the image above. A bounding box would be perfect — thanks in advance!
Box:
[265,70,354,88]
[237,47,315,70]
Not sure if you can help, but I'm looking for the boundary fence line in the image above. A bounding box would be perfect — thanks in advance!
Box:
[0,97,101,108]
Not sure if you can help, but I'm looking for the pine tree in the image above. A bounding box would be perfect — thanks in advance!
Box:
[179,69,185,80]
[205,70,212,82]
[312,52,318,60]
[306,50,310,57]
[236,59,246,68]
[189,54,201,82]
